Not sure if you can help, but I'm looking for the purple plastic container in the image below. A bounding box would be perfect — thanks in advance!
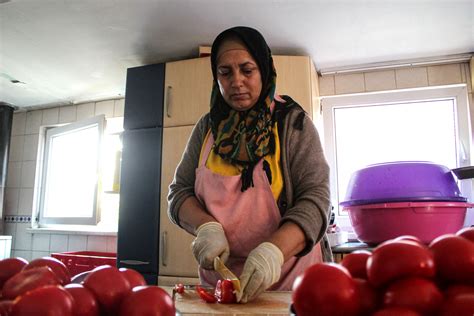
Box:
[340,161,466,207]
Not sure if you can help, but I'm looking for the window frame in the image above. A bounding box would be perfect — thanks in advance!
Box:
[321,84,473,228]
[38,115,105,227]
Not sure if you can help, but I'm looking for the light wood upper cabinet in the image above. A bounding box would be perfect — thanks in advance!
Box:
[163,55,319,127]
[159,125,199,277]
[273,55,317,116]
[163,57,213,127]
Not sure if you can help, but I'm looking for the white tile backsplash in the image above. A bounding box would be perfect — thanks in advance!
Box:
[319,75,335,96]
[395,67,429,89]
[87,236,107,252]
[32,234,51,251]
[106,236,117,253]
[13,250,32,261]
[15,223,32,250]
[18,189,34,214]
[32,251,50,260]
[427,64,463,86]
[335,73,365,94]
[4,188,20,215]
[23,134,39,161]
[25,111,43,135]
[50,234,69,253]
[68,235,87,251]
[95,100,115,118]
[12,112,26,136]
[6,162,22,188]
[114,99,125,117]
[4,223,16,249]
[77,103,95,121]
[20,161,36,188]
[364,70,396,92]
[9,135,25,162]
[59,105,77,123]
[42,108,59,125]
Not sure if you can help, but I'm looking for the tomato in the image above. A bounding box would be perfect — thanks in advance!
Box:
[2,266,60,300]
[118,268,146,288]
[70,270,91,284]
[64,283,100,316]
[0,300,13,316]
[196,285,217,303]
[429,235,474,285]
[372,307,421,316]
[23,257,71,285]
[382,277,442,315]
[444,284,474,298]
[392,235,425,246]
[0,258,28,289]
[11,285,74,316]
[439,293,474,316]
[340,250,371,279]
[292,263,359,316]
[82,265,131,315]
[119,286,175,316]
[214,279,236,304]
[353,278,378,315]
[456,226,474,243]
[366,240,435,288]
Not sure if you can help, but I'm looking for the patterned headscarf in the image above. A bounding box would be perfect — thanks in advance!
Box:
[210,26,277,191]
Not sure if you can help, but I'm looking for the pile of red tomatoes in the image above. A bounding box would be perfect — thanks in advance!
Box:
[292,227,474,316]
[0,257,175,316]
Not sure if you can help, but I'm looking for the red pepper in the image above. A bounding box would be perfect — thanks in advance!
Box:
[196,285,217,303]
[214,279,237,304]
[174,283,185,294]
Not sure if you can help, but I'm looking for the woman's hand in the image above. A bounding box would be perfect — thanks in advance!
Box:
[192,222,230,269]
[237,242,284,303]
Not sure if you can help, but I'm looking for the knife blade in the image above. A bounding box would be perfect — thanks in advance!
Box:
[214,256,241,292]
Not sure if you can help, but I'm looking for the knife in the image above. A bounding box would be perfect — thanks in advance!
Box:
[214,257,241,292]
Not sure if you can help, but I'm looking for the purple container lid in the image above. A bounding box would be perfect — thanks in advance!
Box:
[340,161,467,207]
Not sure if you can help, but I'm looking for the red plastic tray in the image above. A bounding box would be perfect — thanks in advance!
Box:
[51,251,116,276]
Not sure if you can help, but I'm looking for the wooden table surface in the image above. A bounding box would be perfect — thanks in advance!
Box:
[163,286,293,315]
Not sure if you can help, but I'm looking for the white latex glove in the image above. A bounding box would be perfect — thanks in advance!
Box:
[237,242,284,303]
[191,222,230,270]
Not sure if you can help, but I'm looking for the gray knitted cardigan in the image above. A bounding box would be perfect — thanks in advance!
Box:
[167,97,333,262]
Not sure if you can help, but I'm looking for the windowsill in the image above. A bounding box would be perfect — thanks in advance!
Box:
[26,226,117,236]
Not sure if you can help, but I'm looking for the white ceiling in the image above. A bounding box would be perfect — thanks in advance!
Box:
[1,0,473,109]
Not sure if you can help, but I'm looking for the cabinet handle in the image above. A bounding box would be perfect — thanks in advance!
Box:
[161,231,167,267]
[119,259,150,265]
[165,86,172,118]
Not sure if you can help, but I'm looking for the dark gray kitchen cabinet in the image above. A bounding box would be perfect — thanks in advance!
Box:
[123,63,165,130]
[117,63,165,285]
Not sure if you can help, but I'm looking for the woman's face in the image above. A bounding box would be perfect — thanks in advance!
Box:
[216,49,262,111]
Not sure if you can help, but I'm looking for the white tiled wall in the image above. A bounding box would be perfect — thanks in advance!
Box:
[319,63,469,96]
[318,62,473,139]
[4,98,124,262]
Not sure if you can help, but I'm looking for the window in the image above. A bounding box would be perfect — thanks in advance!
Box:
[321,84,472,229]
[36,115,123,231]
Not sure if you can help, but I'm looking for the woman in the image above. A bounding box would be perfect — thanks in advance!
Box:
[168,26,331,303]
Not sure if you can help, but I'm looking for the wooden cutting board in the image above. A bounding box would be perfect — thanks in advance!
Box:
[162,286,292,315]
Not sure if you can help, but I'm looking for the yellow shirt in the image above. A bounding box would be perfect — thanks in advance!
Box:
[199,123,283,200]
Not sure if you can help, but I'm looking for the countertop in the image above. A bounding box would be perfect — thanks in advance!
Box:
[163,286,292,315]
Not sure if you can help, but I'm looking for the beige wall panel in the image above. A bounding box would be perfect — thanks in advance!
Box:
[365,70,396,92]
[335,73,365,94]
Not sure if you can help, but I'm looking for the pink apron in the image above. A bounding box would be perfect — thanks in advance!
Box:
[195,131,323,290]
